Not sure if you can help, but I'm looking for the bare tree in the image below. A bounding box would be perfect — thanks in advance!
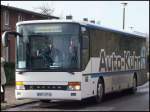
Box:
[34,2,54,16]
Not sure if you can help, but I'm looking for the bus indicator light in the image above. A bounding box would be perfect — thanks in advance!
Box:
[68,82,81,91]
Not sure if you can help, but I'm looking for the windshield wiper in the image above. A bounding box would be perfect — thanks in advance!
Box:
[67,72,75,75]
[49,65,61,68]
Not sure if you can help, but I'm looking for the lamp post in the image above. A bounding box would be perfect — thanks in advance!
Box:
[121,2,128,30]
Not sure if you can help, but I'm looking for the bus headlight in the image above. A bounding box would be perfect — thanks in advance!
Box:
[16,81,25,90]
[68,82,81,91]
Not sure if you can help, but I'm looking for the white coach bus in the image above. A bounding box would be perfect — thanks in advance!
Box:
[2,20,148,103]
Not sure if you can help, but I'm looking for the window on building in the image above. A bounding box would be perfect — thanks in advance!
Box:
[4,10,9,25]
[18,14,24,22]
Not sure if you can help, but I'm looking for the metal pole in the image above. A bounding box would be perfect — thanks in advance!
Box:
[121,3,128,30]
[123,6,125,30]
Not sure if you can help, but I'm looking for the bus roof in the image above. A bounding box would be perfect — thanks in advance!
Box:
[16,19,146,39]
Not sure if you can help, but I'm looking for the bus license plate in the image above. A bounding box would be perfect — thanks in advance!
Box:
[37,92,52,97]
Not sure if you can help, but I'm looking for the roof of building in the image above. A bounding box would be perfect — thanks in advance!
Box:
[1,5,59,19]
[16,19,146,39]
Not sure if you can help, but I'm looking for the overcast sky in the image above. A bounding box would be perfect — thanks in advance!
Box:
[1,1,149,34]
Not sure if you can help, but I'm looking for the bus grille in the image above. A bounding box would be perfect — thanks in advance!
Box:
[24,85,68,90]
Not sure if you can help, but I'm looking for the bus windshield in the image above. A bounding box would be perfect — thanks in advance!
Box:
[16,23,80,71]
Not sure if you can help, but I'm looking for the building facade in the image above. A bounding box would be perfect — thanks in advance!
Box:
[1,5,59,62]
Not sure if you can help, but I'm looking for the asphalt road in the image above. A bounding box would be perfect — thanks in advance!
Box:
[4,82,149,111]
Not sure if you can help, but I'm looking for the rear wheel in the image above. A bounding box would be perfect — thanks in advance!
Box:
[94,79,104,103]
[128,76,137,94]
[131,76,137,93]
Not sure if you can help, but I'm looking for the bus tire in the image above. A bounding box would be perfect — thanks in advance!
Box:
[94,78,104,103]
[128,76,137,94]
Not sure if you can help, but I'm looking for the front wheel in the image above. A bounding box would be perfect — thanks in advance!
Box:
[94,79,104,103]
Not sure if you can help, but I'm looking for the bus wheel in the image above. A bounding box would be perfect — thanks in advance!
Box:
[128,76,137,94]
[94,79,104,103]
[132,76,137,93]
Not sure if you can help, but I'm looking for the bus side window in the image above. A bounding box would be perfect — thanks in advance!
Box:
[81,26,90,69]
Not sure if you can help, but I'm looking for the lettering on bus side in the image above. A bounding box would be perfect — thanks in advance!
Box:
[99,49,146,72]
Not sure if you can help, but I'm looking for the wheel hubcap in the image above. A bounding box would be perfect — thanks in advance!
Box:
[98,84,103,100]
[134,78,136,87]
[133,78,136,91]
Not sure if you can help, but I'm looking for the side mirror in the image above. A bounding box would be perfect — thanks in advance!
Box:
[2,31,9,47]
[2,31,22,47]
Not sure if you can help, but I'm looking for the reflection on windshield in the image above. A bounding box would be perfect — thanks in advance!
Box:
[16,24,80,70]
[39,37,63,68]
[30,34,80,69]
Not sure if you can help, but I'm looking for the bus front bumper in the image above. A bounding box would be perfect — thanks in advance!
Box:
[15,90,82,101]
